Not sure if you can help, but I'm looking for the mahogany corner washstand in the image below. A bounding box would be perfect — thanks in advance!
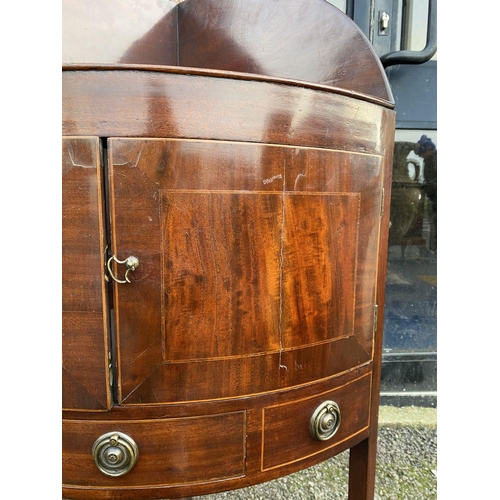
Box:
[62,1,395,498]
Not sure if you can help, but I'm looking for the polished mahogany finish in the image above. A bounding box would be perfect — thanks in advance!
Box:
[176,0,392,101]
[62,66,392,144]
[62,137,111,411]
[62,1,395,499]
[107,138,383,405]
[62,0,393,103]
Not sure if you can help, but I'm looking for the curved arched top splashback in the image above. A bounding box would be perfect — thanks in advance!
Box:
[62,0,394,107]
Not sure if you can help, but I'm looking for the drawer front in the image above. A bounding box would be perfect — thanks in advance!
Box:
[262,374,371,470]
[63,411,246,488]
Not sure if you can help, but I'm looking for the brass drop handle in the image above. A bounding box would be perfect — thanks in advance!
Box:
[107,255,139,284]
[92,431,139,477]
[309,401,341,441]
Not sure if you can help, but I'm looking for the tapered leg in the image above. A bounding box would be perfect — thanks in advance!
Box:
[348,434,378,500]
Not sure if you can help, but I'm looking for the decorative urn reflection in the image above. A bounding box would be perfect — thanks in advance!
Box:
[389,142,424,248]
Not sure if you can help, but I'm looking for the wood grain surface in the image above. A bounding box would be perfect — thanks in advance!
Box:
[62,1,395,494]
[62,137,111,410]
[108,138,382,404]
[62,69,392,148]
[62,369,371,499]
[62,0,393,103]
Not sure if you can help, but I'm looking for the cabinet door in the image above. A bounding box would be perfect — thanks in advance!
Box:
[62,137,111,410]
[108,139,383,404]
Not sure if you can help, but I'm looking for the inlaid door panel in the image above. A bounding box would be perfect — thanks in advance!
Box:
[62,137,111,410]
[281,192,360,347]
[108,139,383,404]
[285,148,384,356]
[162,191,282,359]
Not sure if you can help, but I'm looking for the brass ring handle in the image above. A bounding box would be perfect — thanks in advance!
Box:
[309,401,341,441]
[107,255,140,284]
[92,431,139,477]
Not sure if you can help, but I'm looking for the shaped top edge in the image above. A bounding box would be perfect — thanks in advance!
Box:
[62,0,394,105]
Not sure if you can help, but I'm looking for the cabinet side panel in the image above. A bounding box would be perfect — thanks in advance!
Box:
[62,137,110,410]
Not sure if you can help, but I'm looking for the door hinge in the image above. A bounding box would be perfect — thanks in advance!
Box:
[373,304,379,332]
[380,188,385,217]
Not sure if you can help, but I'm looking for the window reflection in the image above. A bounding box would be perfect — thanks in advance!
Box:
[382,130,437,399]
[385,130,437,352]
